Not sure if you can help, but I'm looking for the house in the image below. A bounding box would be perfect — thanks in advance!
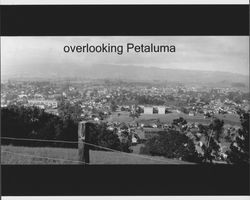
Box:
[189,111,195,116]
[144,107,153,114]
[132,136,138,144]
[28,99,58,109]
[157,106,166,114]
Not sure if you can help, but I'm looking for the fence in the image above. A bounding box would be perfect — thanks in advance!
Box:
[1,121,173,165]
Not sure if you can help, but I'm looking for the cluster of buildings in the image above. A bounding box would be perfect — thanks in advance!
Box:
[1,81,64,115]
[1,80,249,120]
[27,99,58,109]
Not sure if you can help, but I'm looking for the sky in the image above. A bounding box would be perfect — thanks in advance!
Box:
[1,36,249,77]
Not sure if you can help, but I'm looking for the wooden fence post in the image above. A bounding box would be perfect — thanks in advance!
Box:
[78,121,90,165]
[84,122,90,163]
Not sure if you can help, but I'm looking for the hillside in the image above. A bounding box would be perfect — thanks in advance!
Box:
[1,145,193,165]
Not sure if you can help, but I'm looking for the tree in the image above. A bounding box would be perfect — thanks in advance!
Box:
[87,123,123,151]
[140,130,201,163]
[1,105,78,148]
[137,106,144,114]
[226,110,249,164]
[172,117,188,131]
[129,111,140,121]
[209,118,224,141]
[180,107,189,114]
[199,118,224,163]
[98,111,106,120]
[120,130,132,153]
[172,117,187,126]
[110,100,118,112]
[58,101,82,122]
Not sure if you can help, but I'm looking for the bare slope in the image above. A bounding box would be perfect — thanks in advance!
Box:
[1,145,192,165]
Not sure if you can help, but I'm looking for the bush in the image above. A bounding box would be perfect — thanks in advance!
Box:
[226,110,249,164]
[1,105,78,148]
[1,105,132,152]
[87,123,124,152]
[140,130,201,163]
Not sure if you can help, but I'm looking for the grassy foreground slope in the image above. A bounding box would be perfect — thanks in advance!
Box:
[1,145,192,165]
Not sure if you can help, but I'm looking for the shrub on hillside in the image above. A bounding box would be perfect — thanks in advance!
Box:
[86,123,126,152]
[140,130,201,163]
[226,110,249,164]
[1,105,78,148]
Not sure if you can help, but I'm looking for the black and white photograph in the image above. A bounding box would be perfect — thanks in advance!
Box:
[1,36,249,165]
[1,2,249,198]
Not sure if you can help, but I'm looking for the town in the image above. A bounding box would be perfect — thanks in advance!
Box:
[1,79,249,163]
[1,79,249,118]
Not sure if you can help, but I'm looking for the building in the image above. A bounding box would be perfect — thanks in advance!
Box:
[28,99,58,109]
[144,107,153,114]
[189,111,195,116]
[158,106,165,114]
[1,99,7,107]
[45,109,59,116]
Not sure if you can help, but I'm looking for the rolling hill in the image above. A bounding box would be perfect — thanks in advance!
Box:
[2,63,249,86]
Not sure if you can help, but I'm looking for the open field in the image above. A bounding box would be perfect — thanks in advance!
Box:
[1,145,193,165]
[107,111,240,126]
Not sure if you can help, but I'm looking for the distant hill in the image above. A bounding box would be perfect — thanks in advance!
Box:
[84,64,249,84]
[2,63,249,86]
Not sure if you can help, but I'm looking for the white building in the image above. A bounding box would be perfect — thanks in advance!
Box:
[28,99,58,109]
[144,107,153,114]
[158,106,165,114]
